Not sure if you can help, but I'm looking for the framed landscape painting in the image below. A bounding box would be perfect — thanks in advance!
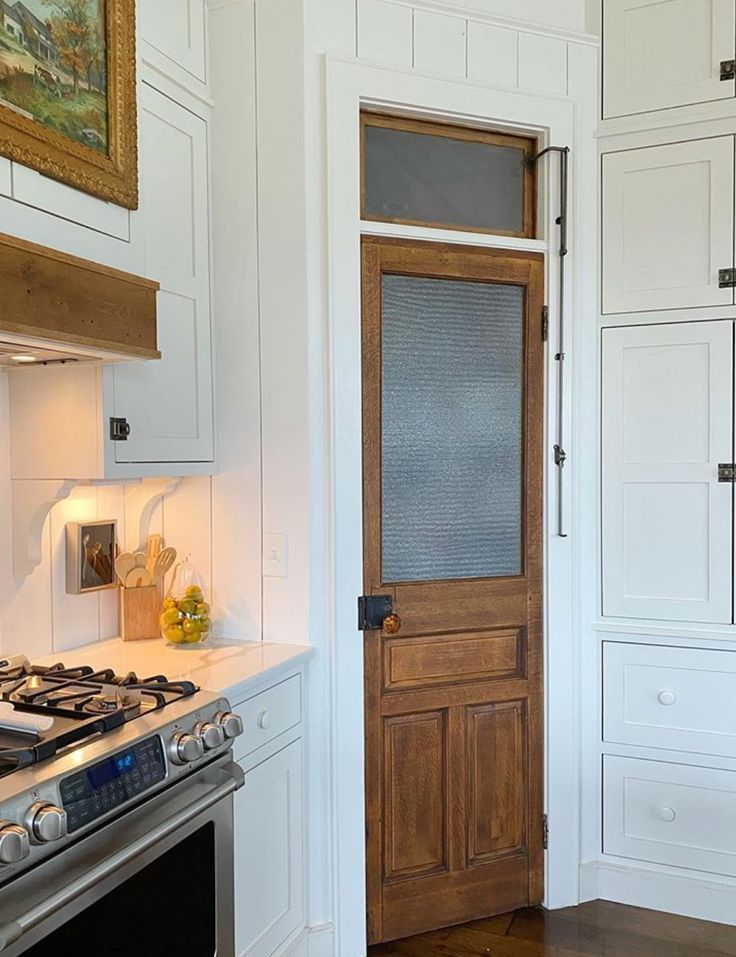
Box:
[0,0,138,208]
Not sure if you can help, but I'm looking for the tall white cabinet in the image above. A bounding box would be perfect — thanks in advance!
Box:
[598,0,736,925]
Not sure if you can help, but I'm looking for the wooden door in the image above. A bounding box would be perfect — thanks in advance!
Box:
[602,137,735,315]
[603,0,736,119]
[602,321,733,623]
[362,237,545,943]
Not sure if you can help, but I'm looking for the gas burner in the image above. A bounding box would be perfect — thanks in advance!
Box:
[85,686,142,716]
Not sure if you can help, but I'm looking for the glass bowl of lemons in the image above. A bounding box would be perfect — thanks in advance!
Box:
[160,558,211,647]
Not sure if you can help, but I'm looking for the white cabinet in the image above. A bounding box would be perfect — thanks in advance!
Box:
[604,755,736,876]
[603,0,736,119]
[6,84,214,479]
[604,642,736,757]
[234,741,305,957]
[602,137,735,314]
[602,321,733,623]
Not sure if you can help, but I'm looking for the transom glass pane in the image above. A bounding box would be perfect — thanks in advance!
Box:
[363,117,533,236]
[381,275,524,583]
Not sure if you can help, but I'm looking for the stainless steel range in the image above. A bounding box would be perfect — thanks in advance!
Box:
[0,653,244,956]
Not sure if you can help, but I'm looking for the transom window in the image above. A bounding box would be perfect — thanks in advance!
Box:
[361,112,537,238]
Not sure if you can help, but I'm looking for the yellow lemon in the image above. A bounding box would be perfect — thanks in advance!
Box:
[195,602,210,617]
[184,585,204,601]
[160,607,181,627]
[178,598,197,616]
[165,625,186,644]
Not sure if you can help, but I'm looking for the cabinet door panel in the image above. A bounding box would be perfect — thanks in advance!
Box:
[234,742,304,957]
[139,0,207,82]
[603,0,736,118]
[112,84,213,464]
[602,321,733,622]
[602,138,734,313]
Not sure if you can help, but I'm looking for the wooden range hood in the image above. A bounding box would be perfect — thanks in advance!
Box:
[0,232,160,363]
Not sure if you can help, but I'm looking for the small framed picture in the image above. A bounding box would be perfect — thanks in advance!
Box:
[66,521,118,595]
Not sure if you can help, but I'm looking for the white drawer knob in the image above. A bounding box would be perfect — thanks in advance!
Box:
[257,710,271,730]
[657,690,677,706]
[659,806,676,823]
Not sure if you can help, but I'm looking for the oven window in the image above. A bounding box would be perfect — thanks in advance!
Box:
[25,824,216,957]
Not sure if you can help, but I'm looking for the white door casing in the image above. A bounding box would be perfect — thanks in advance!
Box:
[603,0,736,119]
[602,320,733,623]
[602,137,735,314]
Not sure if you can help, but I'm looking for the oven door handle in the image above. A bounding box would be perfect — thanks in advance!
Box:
[0,761,244,952]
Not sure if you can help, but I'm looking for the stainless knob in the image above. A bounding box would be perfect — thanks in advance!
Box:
[0,822,29,865]
[25,802,67,844]
[216,711,244,740]
[169,731,204,765]
[195,721,226,751]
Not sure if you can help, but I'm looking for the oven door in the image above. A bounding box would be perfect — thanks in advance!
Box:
[0,754,243,957]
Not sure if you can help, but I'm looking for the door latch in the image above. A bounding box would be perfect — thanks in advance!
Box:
[109,417,131,441]
[719,268,736,288]
[721,60,736,81]
[358,594,393,631]
[719,463,736,482]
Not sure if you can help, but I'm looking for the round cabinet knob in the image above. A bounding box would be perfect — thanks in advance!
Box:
[657,690,677,706]
[257,710,271,730]
[216,712,244,740]
[169,731,205,766]
[0,823,29,865]
[25,803,67,844]
[659,806,676,823]
[195,721,226,751]
[383,613,402,635]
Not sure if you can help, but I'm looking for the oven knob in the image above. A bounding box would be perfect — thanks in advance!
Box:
[216,711,244,740]
[25,802,67,844]
[0,822,29,865]
[195,721,226,750]
[169,731,205,765]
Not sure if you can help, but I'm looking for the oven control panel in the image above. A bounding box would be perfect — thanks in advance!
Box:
[60,736,166,833]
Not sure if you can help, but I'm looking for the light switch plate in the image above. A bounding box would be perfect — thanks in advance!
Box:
[263,533,287,578]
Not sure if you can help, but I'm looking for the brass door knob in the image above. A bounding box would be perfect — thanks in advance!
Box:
[383,613,402,635]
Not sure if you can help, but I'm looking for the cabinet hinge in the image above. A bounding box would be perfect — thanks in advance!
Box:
[543,814,549,850]
[721,60,736,81]
[719,463,736,483]
[542,305,549,342]
[719,268,736,288]
[357,594,393,631]
[109,417,131,442]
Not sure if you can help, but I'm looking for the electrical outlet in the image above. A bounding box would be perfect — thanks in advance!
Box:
[263,533,287,578]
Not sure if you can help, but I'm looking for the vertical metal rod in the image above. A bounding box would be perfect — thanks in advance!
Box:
[529,145,571,538]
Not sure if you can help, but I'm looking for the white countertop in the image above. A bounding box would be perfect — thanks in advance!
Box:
[35,638,314,704]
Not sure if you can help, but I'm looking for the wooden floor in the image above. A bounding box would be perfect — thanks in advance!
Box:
[369,900,736,957]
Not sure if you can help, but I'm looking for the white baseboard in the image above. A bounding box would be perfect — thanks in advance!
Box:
[580,859,736,926]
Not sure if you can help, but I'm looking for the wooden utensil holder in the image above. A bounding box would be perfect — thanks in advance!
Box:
[120,586,160,641]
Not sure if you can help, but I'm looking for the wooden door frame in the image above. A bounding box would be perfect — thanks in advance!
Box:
[325,58,586,957]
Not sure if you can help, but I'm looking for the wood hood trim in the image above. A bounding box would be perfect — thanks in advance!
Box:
[0,232,161,361]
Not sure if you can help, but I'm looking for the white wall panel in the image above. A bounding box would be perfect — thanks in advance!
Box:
[602,321,733,623]
[358,0,413,68]
[413,10,467,77]
[467,21,518,87]
[603,0,735,118]
[139,0,207,81]
[602,137,735,313]
[97,486,126,639]
[0,158,11,198]
[518,32,567,93]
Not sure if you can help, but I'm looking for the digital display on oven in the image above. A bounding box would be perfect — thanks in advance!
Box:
[86,751,136,790]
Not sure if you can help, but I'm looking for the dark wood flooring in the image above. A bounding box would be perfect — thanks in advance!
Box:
[369,900,736,957]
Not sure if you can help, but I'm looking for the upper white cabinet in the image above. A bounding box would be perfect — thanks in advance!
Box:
[603,0,736,118]
[139,0,207,83]
[602,321,733,623]
[602,137,735,314]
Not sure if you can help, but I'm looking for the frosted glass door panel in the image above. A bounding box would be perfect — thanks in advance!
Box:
[362,117,534,236]
[381,276,524,583]
[601,321,733,623]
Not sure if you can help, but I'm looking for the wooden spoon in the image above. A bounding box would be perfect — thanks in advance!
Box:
[125,568,153,588]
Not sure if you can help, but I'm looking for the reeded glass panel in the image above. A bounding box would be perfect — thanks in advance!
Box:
[363,120,530,235]
[381,276,524,583]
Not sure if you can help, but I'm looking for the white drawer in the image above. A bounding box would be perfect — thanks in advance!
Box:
[604,642,736,757]
[233,675,302,760]
[604,755,736,877]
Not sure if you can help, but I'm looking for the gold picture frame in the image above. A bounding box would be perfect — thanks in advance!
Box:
[0,0,138,209]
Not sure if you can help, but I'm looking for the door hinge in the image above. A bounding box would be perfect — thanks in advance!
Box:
[542,305,549,342]
[543,814,549,850]
[719,463,736,482]
[719,268,736,288]
[721,59,736,81]
[358,594,393,631]
[109,417,131,441]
